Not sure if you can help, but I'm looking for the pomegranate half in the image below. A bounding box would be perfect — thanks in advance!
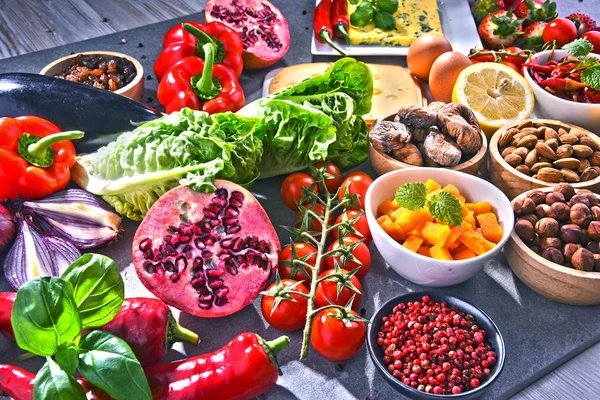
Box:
[205,0,290,69]
[133,181,280,318]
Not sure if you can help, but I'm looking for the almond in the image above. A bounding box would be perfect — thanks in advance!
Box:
[525,149,538,168]
[535,142,557,160]
[501,146,516,158]
[498,128,517,148]
[560,133,579,145]
[570,128,587,139]
[517,120,534,129]
[579,159,591,174]
[504,153,522,167]
[581,167,600,182]
[573,144,593,158]
[545,138,559,151]
[531,162,553,174]
[544,127,559,141]
[590,151,600,166]
[556,144,573,159]
[558,128,569,137]
[554,158,581,170]
[537,167,563,183]
[516,164,532,176]
[560,168,580,183]
[513,147,530,159]
[579,135,600,151]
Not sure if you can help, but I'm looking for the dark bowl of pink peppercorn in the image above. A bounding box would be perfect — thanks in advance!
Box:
[367,292,505,399]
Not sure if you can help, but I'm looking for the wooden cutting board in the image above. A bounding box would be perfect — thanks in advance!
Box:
[267,62,427,126]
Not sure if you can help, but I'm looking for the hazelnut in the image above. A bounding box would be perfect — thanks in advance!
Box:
[570,203,592,228]
[540,237,562,250]
[526,190,547,205]
[577,190,599,207]
[541,247,564,265]
[569,194,591,208]
[513,197,537,216]
[553,183,575,200]
[514,219,534,242]
[519,214,539,226]
[547,202,570,222]
[560,224,584,243]
[571,248,595,271]
[580,231,591,246]
[594,254,600,272]
[545,192,565,205]
[563,243,582,262]
[536,204,551,219]
[535,217,559,237]
[587,221,600,241]
[591,206,600,221]
[586,241,600,254]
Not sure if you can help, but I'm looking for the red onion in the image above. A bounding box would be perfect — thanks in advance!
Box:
[0,204,16,254]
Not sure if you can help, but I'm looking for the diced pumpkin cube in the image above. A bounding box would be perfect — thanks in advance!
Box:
[463,211,476,228]
[458,229,496,256]
[391,207,406,221]
[396,209,433,233]
[451,244,469,255]
[442,184,460,196]
[377,215,391,225]
[417,245,431,257]
[455,193,467,204]
[453,248,477,260]
[465,203,477,213]
[475,202,492,215]
[403,236,424,253]
[426,179,442,193]
[430,245,453,261]
[409,218,432,236]
[446,226,466,248]
[448,239,464,252]
[378,199,399,218]
[381,219,407,242]
[476,212,504,244]
[421,222,452,248]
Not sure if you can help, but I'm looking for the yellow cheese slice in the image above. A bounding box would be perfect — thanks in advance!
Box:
[348,0,442,47]
[268,62,427,125]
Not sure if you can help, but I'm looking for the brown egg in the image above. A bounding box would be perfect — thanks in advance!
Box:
[407,34,453,82]
[429,52,473,103]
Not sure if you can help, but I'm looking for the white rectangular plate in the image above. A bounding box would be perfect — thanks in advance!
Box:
[311,0,482,56]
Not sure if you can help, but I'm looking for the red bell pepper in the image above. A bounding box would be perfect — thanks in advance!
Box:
[157,43,245,114]
[155,21,243,81]
[0,116,83,200]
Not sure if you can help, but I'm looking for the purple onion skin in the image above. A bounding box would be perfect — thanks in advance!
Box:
[0,204,16,254]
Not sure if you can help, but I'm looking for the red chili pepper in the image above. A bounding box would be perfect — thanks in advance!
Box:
[584,87,600,103]
[0,116,82,200]
[551,67,570,78]
[0,333,289,400]
[314,0,347,56]
[331,0,351,44]
[523,63,555,74]
[0,296,199,367]
[157,44,245,114]
[540,77,588,91]
[155,21,243,81]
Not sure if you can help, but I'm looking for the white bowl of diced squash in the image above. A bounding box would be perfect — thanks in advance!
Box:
[365,168,514,287]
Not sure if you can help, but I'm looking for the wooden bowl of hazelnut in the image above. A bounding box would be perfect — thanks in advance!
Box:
[489,119,600,200]
[506,183,600,305]
[368,103,488,177]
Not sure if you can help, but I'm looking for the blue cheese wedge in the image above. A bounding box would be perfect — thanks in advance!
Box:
[349,0,442,46]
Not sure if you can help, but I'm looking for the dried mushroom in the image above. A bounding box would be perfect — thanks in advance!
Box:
[369,121,411,153]
[423,127,462,167]
[437,103,483,154]
[396,105,438,129]
[392,143,423,166]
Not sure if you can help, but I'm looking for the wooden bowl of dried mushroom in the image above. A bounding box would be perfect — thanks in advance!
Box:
[489,119,600,200]
[368,103,488,177]
[507,186,600,305]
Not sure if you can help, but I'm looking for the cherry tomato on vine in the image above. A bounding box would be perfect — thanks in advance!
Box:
[325,236,371,279]
[335,209,372,245]
[261,279,309,331]
[281,172,317,211]
[338,172,373,209]
[278,242,320,283]
[295,203,333,234]
[470,54,495,63]
[310,307,366,361]
[501,60,520,73]
[504,46,526,68]
[315,268,362,310]
[582,31,600,54]
[309,161,342,193]
[543,18,578,46]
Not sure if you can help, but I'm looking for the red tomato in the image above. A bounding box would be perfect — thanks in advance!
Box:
[281,172,317,211]
[295,203,333,234]
[325,236,371,279]
[309,161,342,193]
[543,18,578,46]
[344,171,373,181]
[310,308,366,361]
[335,209,372,245]
[315,268,363,310]
[261,279,309,331]
[582,31,600,54]
[278,243,320,283]
[502,60,520,73]
[504,47,526,68]
[470,55,495,64]
[338,172,373,209]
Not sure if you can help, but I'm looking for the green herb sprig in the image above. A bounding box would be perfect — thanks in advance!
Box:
[394,182,464,226]
[349,0,398,31]
[11,254,152,400]
[562,38,600,90]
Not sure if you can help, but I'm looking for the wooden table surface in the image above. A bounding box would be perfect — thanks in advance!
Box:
[0,0,598,399]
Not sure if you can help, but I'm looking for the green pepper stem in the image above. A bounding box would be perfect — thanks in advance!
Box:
[198,43,217,92]
[172,323,200,345]
[27,131,84,158]
[264,335,290,358]
[334,24,351,45]
[184,23,216,47]
[318,31,347,57]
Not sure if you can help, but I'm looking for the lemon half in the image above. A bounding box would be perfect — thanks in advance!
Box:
[452,62,534,136]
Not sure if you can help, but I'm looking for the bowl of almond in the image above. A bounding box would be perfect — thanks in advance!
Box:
[488,119,600,199]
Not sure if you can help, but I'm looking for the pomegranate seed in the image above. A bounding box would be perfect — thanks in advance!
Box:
[139,238,152,252]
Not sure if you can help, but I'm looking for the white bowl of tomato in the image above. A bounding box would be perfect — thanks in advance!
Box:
[364,168,514,287]
[524,49,600,133]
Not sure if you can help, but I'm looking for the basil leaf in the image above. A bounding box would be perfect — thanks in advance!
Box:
[350,1,374,27]
[55,343,80,375]
[349,0,360,4]
[373,10,396,31]
[61,254,125,329]
[11,277,81,356]
[78,331,152,400]
[377,0,399,13]
[33,357,86,400]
